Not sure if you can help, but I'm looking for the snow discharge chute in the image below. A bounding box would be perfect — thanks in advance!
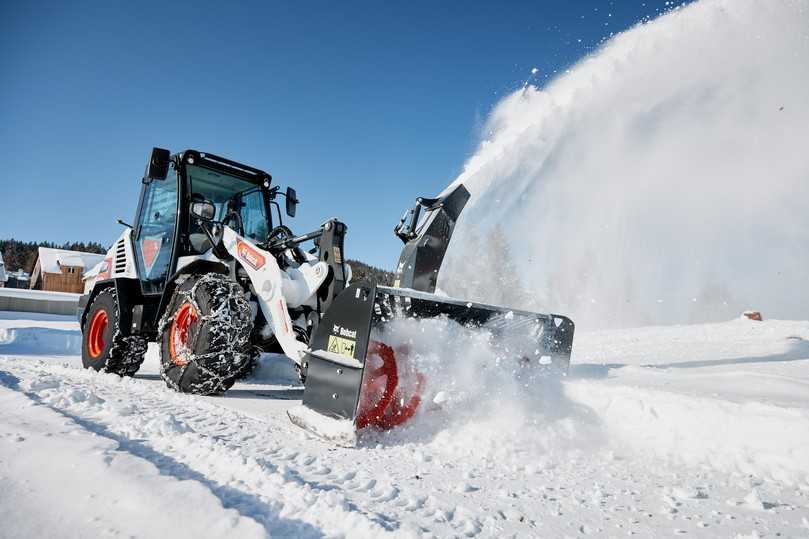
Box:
[288,184,575,445]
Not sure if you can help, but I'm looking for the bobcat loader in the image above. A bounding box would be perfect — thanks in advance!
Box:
[79,148,574,445]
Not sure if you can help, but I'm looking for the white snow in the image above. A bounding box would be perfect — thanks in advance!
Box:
[439,0,809,331]
[0,382,266,539]
[0,310,807,537]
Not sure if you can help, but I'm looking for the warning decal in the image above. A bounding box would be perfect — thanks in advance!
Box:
[327,335,356,359]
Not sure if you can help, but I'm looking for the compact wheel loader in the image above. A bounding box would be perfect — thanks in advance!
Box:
[79,147,574,444]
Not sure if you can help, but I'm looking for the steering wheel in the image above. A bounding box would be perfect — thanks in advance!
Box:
[267,225,294,246]
[267,225,308,263]
[222,210,244,236]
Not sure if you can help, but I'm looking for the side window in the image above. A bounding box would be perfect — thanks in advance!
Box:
[241,190,269,242]
[134,164,178,294]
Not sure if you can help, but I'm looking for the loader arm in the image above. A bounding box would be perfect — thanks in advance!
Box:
[219,226,326,365]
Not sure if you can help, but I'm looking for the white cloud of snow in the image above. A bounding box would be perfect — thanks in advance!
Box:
[439,0,809,330]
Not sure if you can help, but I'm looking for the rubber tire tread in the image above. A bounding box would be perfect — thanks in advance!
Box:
[81,287,147,376]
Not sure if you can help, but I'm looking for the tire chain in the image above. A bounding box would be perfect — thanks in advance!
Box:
[157,273,256,394]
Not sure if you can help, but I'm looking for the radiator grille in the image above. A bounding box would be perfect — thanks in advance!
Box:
[113,238,127,273]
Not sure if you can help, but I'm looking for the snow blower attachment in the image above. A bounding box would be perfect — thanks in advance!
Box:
[288,184,575,445]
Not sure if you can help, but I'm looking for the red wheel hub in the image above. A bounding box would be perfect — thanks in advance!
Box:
[356,340,426,431]
[169,302,198,366]
[87,309,108,358]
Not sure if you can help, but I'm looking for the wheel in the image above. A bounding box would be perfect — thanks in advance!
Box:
[158,273,254,395]
[81,287,147,376]
[356,341,425,430]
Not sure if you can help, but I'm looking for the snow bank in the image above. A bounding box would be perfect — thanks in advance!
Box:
[0,288,80,302]
[569,317,809,485]
[439,0,809,331]
[566,380,809,485]
[0,314,80,355]
[370,315,809,487]
[0,326,81,355]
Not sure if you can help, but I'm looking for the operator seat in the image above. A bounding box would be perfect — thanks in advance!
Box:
[188,193,213,254]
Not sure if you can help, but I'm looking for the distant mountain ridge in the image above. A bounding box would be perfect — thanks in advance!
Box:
[346,259,394,286]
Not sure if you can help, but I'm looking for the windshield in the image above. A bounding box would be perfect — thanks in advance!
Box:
[187,164,270,242]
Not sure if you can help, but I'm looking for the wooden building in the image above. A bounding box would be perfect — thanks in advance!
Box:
[29,248,105,294]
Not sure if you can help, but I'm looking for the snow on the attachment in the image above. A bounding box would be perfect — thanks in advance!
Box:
[287,405,358,447]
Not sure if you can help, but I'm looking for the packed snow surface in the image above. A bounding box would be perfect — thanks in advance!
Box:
[1,311,808,537]
[439,0,809,331]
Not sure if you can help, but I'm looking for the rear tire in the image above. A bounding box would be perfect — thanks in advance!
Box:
[81,287,147,376]
[159,273,254,395]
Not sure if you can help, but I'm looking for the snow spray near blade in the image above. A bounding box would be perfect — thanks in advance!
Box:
[366,317,603,455]
[439,0,809,331]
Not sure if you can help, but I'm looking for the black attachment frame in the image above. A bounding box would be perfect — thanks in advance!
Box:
[393,183,471,293]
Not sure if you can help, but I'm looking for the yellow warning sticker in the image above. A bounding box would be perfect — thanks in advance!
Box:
[327,335,356,358]
[333,246,343,264]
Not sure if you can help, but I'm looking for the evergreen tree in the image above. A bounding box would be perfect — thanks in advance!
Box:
[346,259,394,286]
[0,238,107,272]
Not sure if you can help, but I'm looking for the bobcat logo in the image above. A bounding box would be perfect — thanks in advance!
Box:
[237,240,266,270]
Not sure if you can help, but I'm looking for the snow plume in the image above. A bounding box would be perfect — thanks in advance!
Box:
[439,0,809,330]
[368,317,603,455]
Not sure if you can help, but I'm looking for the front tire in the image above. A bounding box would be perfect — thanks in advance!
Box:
[159,273,254,395]
[81,287,147,376]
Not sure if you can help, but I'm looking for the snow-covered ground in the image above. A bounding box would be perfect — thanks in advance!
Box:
[1,310,808,538]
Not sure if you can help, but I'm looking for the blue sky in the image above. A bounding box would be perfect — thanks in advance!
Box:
[1,0,678,269]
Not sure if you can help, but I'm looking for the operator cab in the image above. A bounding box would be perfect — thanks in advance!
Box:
[135,148,297,295]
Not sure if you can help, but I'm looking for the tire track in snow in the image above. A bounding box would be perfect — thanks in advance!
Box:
[4,355,809,538]
[0,358,442,537]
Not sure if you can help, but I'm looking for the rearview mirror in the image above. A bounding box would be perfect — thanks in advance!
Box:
[285,187,299,217]
[144,147,171,182]
[190,199,216,221]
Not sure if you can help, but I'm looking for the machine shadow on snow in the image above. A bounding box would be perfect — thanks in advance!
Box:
[133,373,163,381]
[224,387,304,401]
